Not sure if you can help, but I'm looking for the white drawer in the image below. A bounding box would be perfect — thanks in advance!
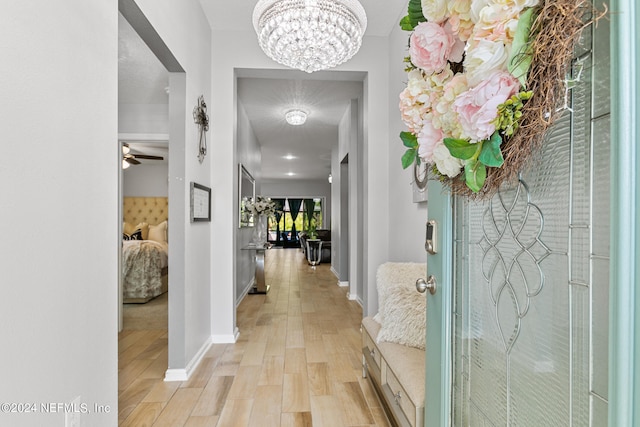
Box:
[385,366,422,427]
[362,329,382,382]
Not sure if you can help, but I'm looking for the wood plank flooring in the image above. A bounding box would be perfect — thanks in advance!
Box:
[119,248,390,426]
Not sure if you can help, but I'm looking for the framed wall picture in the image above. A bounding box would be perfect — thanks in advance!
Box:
[190,182,211,222]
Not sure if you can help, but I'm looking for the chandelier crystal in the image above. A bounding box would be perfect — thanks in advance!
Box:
[285,109,308,125]
[252,0,368,73]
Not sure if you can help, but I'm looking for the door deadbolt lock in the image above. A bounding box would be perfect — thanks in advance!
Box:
[416,276,437,295]
[425,220,437,255]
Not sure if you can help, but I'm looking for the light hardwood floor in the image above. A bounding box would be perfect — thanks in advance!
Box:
[118,248,390,426]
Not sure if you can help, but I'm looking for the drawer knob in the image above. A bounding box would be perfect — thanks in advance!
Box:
[370,348,376,358]
[394,391,402,405]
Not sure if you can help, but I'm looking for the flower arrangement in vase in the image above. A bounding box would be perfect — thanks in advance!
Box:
[245,196,277,245]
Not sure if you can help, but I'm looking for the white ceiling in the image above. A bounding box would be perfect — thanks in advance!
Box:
[119,1,407,178]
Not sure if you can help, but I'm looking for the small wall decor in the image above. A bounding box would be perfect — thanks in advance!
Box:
[193,95,209,163]
[398,0,605,199]
[190,182,211,222]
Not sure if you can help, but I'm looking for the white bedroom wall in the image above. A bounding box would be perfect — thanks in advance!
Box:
[123,164,169,196]
[387,9,428,264]
[0,2,118,426]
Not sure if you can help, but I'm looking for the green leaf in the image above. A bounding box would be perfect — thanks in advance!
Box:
[478,132,505,167]
[399,0,426,31]
[508,7,536,87]
[400,131,419,149]
[401,148,417,169]
[399,16,414,31]
[443,138,480,161]
[465,159,487,193]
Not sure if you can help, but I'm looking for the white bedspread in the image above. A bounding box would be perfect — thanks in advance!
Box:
[122,240,169,301]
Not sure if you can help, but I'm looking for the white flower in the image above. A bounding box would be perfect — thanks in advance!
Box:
[464,38,509,86]
[470,0,491,23]
[421,0,449,23]
[246,196,277,216]
[433,142,464,177]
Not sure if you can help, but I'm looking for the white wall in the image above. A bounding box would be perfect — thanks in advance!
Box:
[236,103,261,302]
[119,103,169,134]
[387,9,428,264]
[0,2,118,425]
[123,164,169,196]
[132,0,214,367]
[210,29,390,321]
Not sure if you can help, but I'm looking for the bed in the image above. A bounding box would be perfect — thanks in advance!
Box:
[122,197,169,303]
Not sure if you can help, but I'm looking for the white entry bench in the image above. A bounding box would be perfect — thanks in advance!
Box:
[361,262,426,427]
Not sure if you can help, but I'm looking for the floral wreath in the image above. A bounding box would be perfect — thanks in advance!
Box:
[399,0,604,197]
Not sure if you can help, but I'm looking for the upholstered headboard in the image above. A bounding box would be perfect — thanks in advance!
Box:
[123,197,168,226]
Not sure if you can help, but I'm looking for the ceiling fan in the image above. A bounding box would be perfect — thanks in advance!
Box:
[122,142,164,168]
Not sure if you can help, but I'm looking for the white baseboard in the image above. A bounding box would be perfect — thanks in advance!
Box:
[330,266,339,278]
[164,336,213,382]
[347,292,358,301]
[212,327,240,344]
[236,278,255,306]
[338,281,349,288]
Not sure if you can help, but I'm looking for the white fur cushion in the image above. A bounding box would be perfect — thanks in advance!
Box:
[376,262,427,350]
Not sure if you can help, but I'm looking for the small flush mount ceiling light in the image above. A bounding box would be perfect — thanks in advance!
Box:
[252,0,368,73]
[285,109,308,126]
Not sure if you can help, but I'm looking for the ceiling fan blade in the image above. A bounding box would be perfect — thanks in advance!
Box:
[132,154,164,160]
[125,157,141,165]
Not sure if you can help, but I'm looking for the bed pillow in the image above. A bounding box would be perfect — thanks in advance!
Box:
[134,222,149,240]
[123,229,143,240]
[123,221,135,236]
[376,285,426,350]
[148,221,168,243]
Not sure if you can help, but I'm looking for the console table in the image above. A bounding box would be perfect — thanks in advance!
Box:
[242,243,272,294]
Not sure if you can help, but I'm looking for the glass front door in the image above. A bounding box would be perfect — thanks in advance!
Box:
[450,20,610,426]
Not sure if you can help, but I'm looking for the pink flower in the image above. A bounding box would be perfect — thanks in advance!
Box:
[410,22,464,75]
[417,117,444,163]
[453,71,520,142]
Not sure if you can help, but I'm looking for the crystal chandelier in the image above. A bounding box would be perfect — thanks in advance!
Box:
[252,0,367,73]
[285,109,308,125]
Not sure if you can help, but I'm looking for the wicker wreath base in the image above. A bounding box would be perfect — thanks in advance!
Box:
[442,0,606,200]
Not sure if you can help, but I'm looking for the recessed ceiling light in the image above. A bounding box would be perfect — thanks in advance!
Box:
[284,154,296,160]
[287,172,295,176]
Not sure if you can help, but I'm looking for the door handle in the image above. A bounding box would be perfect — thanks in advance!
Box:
[416,276,437,295]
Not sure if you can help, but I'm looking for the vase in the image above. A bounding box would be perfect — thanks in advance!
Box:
[253,214,268,246]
